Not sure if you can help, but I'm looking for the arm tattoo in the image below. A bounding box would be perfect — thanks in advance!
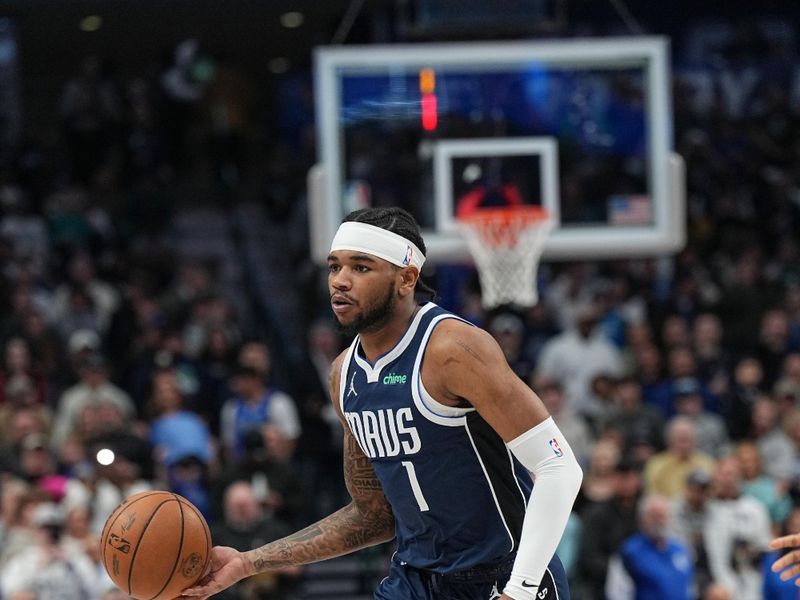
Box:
[250,433,395,572]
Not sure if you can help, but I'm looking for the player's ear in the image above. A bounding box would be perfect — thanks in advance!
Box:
[397,266,419,298]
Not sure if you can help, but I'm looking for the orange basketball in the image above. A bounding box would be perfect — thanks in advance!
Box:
[101,491,211,600]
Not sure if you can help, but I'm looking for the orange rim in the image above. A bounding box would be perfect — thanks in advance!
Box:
[457,205,549,226]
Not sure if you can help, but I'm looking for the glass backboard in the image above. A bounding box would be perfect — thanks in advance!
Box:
[310,37,684,263]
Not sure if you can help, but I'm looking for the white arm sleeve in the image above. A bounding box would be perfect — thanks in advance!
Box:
[503,417,583,600]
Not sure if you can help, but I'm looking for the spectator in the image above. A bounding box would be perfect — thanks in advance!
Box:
[293,321,346,521]
[579,438,621,510]
[704,456,771,600]
[65,328,101,372]
[645,417,716,498]
[757,309,794,389]
[488,312,533,379]
[753,398,794,481]
[197,326,236,433]
[605,495,694,600]
[148,368,212,470]
[556,511,584,583]
[693,313,731,397]
[21,308,63,381]
[634,343,672,412]
[660,314,692,351]
[604,375,664,452]
[0,375,52,456]
[211,481,300,599]
[220,364,300,461]
[773,354,800,416]
[584,373,618,433]
[778,353,800,391]
[735,441,792,524]
[0,502,100,600]
[663,347,720,417]
[544,263,596,331]
[51,252,119,334]
[0,480,33,567]
[536,301,624,414]
[213,426,306,527]
[724,357,766,439]
[236,340,271,379]
[51,353,135,449]
[0,337,48,406]
[521,301,560,366]
[670,470,714,594]
[672,377,729,458]
[53,286,100,344]
[578,458,642,598]
[0,185,49,276]
[717,252,767,355]
[17,433,57,485]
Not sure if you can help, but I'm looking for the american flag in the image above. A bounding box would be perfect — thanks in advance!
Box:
[608,195,653,226]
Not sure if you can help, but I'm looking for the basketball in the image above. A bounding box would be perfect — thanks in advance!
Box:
[100,491,212,600]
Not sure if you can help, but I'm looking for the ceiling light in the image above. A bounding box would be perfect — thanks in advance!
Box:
[280,12,304,29]
[268,57,290,74]
[79,15,103,32]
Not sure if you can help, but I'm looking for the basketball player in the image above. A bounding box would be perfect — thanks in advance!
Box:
[182,207,582,600]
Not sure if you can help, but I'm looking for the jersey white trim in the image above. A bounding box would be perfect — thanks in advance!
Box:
[410,312,472,427]
[464,419,516,553]
[418,377,474,417]
[339,337,359,415]
[548,567,561,600]
[353,302,436,383]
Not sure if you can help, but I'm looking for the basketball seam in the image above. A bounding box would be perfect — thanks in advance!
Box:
[146,495,185,600]
[127,499,176,596]
[102,492,171,575]
[178,499,211,562]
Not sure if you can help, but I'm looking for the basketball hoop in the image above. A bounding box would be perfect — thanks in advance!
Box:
[457,206,554,309]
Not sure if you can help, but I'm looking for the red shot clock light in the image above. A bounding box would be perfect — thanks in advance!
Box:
[419,67,438,131]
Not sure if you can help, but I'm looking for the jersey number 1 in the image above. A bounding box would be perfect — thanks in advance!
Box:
[401,461,430,512]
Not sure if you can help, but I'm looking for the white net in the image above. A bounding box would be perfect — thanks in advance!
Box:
[458,209,554,309]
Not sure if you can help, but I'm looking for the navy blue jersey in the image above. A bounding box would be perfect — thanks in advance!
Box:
[339,302,533,573]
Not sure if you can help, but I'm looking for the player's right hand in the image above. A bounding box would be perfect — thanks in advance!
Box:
[770,534,800,584]
[179,546,250,599]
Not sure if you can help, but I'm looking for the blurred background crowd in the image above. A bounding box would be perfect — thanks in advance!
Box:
[0,1,800,599]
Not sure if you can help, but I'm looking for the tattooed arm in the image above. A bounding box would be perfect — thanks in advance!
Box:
[246,427,395,571]
[181,352,395,599]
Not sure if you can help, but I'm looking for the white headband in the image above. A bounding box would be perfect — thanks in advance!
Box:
[330,222,426,270]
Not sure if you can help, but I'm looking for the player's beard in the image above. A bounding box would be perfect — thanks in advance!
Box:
[334,280,395,336]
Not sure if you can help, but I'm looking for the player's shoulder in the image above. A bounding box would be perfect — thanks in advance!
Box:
[427,317,502,365]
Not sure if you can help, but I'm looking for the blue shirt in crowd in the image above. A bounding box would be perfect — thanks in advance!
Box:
[620,533,694,600]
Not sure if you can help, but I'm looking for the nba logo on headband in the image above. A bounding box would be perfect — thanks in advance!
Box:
[330,222,426,270]
[402,246,413,266]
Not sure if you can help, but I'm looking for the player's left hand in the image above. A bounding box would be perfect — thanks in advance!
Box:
[770,534,800,584]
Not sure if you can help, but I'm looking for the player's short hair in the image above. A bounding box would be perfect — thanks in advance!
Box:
[343,207,436,299]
